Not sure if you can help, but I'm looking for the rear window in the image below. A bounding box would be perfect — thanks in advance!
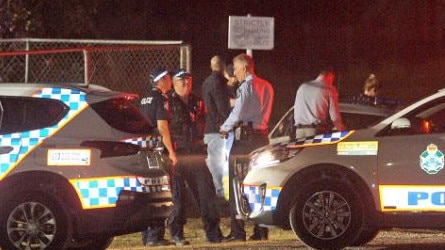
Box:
[0,96,68,134]
[90,97,153,134]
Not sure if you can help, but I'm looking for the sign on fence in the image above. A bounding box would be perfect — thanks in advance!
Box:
[228,15,274,50]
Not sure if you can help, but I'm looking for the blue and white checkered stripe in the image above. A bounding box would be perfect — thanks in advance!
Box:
[286,130,354,149]
[124,135,162,149]
[0,87,88,179]
[124,136,149,148]
[243,185,281,212]
[70,176,169,209]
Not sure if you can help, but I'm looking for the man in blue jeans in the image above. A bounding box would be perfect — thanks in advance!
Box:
[202,55,234,201]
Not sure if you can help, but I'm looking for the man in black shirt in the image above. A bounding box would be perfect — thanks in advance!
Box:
[140,67,177,246]
[202,55,233,201]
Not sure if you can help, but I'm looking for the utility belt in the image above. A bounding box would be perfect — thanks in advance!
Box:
[295,122,332,134]
[235,121,268,141]
[296,124,316,129]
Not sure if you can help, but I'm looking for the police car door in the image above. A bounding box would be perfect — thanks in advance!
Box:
[377,96,445,212]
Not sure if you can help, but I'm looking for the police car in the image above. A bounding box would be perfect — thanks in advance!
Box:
[235,89,445,249]
[268,101,396,144]
[0,83,172,250]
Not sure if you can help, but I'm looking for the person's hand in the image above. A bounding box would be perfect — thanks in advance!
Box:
[169,152,178,166]
[220,129,229,139]
[229,98,236,107]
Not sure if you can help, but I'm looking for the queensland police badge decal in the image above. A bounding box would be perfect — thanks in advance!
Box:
[420,144,444,174]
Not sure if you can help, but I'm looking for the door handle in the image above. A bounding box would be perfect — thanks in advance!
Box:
[0,146,13,154]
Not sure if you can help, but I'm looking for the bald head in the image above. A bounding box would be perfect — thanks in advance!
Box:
[210,55,224,72]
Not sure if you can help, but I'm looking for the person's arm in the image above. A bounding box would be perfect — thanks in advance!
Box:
[220,83,249,132]
[213,80,232,118]
[157,119,177,165]
[329,88,346,131]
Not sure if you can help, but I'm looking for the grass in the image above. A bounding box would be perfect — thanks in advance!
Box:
[108,217,297,249]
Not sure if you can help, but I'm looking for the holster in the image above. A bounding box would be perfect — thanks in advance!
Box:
[235,122,253,141]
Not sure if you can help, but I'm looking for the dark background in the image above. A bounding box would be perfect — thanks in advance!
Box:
[4,0,445,124]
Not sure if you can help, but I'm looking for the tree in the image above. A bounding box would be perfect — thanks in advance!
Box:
[0,0,41,38]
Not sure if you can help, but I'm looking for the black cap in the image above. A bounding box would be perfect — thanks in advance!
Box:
[149,67,169,83]
[172,68,191,79]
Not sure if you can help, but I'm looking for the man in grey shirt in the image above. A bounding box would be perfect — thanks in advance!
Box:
[293,69,346,138]
[220,53,274,242]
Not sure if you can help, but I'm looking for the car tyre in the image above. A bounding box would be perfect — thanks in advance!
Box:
[289,180,364,249]
[0,193,70,250]
[350,225,379,246]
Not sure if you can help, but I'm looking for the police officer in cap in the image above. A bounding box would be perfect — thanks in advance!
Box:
[168,68,225,244]
[140,67,177,246]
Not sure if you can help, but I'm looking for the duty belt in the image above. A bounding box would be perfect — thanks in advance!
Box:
[296,124,316,129]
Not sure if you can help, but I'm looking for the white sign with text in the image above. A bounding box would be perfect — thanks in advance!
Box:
[228,16,274,50]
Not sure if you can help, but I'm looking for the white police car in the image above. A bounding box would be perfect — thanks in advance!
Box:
[235,89,445,249]
[0,83,172,250]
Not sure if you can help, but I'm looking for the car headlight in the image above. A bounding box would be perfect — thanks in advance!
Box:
[250,146,301,170]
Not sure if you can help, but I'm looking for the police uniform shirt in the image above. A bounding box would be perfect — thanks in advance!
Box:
[168,91,205,151]
[140,87,170,126]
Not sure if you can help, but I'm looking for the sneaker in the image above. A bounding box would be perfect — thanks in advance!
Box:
[146,239,172,246]
[172,236,190,246]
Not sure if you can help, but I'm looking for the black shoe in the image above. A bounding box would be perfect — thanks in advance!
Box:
[206,233,224,243]
[206,237,222,243]
[222,235,246,242]
[172,236,190,246]
[248,233,267,241]
[249,227,269,241]
[146,239,172,246]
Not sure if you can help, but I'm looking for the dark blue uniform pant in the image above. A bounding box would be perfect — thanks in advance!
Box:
[228,133,269,239]
[142,153,222,244]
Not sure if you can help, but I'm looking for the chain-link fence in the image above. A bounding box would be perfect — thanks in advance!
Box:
[0,38,191,97]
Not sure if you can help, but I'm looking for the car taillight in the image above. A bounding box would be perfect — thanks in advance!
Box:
[80,141,140,158]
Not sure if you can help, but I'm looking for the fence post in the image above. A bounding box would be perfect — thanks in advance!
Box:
[25,40,29,83]
[180,45,192,73]
[83,49,89,86]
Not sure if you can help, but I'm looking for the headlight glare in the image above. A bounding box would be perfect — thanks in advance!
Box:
[251,146,300,169]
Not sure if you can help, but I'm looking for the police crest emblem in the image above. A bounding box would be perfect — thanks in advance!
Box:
[420,144,444,174]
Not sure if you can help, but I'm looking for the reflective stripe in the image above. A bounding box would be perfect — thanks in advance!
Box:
[0,88,88,180]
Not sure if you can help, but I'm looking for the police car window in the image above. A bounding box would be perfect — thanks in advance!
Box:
[90,97,152,134]
[270,109,294,139]
[0,96,68,135]
[385,97,445,136]
[342,113,386,130]
[414,100,445,134]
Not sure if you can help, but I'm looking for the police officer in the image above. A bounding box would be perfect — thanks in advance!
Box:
[140,67,177,247]
[220,54,274,241]
[168,68,225,244]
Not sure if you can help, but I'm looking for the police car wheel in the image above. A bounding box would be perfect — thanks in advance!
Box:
[289,180,364,249]
[0,193,70,250]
